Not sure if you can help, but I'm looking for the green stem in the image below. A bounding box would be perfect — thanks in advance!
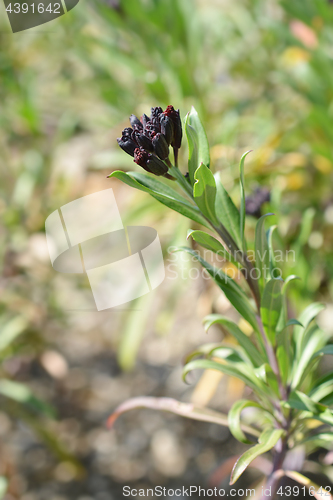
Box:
[257,315,288,403]
[167,162,193,198]
[168,158,261,312]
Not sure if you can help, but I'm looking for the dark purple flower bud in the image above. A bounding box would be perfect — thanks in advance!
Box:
[134,147,149,168]
[163,105,182,149]
[141,114,150,128]
[122,127,134,138]
[146,156,169,176]
[160,114,174,145]
[134,132,154,153]
[150,107,163,120]
[152,133,169,160]
[134,147,168,176]
[130,114,143,130]
[117,127,137,157]
[145,121,161,137]
[245,187,271,218]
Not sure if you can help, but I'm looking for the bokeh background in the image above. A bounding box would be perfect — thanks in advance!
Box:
[1,0,333,498]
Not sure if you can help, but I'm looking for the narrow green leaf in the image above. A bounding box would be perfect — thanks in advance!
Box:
[297,208,316,248]
[230,428,284,484]
[284,319,304,329]
[228,399,262,444]
[187,229,226,257]
[285,390,328,414]
[239,151,252,253]
[0,380,56,418]
[260,279,283,345]
[255,214,273,292]
[285,392,333,426]
[283,471,332,498]
[208,344,251,364]
[282,275,300,294]
[184,342,231,364]
[184,121,198,187]
[277,343,291,385]
[193,163,218,223]
[310,371,333,399]
[276,320,302,383]
[267,225,278,278]
[185,106,210,185]
[301,433,333,445]
[129,172,188,202]
[203,315,264,366]
[291,325,328,389]
[183,359,272,399]
[187,229,240,267]
[256,363,280,396]
[312,344,333,360]
[294,303,325,359]
[117,294,152,371]
[177,247,259,333]
[109,170,209,228]
[214,172,242,249]
[0,477,7,499]
[0,316,28,352]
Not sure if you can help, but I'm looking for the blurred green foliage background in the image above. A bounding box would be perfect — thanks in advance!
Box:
[1,0,333,498]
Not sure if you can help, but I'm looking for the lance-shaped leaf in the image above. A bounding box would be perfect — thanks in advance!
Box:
[109,170,209,228]
[184,342,224,364]
[255,214,273,293]
[284,391,333,427]
[184,343,246,365]
[312,344,333,360]
[185,107,210,185]
[193,163,218,224]
[255,363,280,396]
[187,229,240,267]
[239,151,252,253]
[183,359,271,398]
[260,279,283,345]
[0,380,56,418]
[283,319,304,330]
[294,302,326,360]
[230,428,284,485]
[267,224,279,278]
[106,397,259,437]
[285,390,328,414]
[208,344,252,365]
[301,433,333,445]
[203,315,264,366]
[228,399,263,444]
[187,229,227,258]
[282,274,300,295]
[0,477,7,499]
[283,471,333,500]
[310,371,333,400]
[0,316,28,353]
[214,172,242,249]
[176,247,259,332]
[291,324,328,389]
[276,319,302,383]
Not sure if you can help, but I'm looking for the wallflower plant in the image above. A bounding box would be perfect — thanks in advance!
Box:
[108,106,333,497]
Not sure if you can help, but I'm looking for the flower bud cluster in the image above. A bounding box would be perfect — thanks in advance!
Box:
[117,105,182,176]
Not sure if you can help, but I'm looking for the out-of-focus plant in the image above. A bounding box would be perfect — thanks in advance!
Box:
[108,106,333,496]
